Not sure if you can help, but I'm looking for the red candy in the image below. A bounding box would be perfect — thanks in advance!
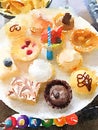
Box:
[66,114,78,125]
[41,27,62,44]
[26,50,33,55]
[56,26,63,37]
[5,116,17,130]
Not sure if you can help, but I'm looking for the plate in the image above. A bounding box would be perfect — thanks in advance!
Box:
[0,8,98,119]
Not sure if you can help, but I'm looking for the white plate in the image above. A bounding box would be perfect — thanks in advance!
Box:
[0,8,98,119]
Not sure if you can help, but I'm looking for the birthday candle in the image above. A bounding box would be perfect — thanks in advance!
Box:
[47,26,53,60]
[48,26,51,46]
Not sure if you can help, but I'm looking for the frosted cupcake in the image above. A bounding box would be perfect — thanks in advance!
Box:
[41,27,66,52]
[57,49,83,73]
[71,29,98,53]
[53,13,74,30]
[11,36,42,61]
[44,79,72,109]
[70,69,97,95]
[28,59,55,83]
[4,22,27,41]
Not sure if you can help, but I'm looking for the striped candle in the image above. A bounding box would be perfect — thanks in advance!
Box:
[48,26,51,46]
[47,26,53,60]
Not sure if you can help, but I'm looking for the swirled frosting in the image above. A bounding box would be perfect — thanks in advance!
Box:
[8,77,41,102]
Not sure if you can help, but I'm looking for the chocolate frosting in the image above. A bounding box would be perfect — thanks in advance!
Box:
[44,80,72,109]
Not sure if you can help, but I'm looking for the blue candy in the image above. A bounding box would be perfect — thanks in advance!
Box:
[29,117,41,128]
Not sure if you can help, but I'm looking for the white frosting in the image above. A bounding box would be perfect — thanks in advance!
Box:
[58,49,77,63]
[8,77,41,102]
[28,59,53,82]
[57,49,83,72]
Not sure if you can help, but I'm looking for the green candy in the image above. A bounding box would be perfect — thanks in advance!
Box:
[42,119,53,127]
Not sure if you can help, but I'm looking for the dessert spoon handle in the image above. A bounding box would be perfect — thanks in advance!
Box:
[65,0,69,9]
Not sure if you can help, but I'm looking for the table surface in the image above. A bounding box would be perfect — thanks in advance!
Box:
[0,0,98,130]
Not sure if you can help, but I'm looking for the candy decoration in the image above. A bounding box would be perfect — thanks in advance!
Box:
[66,114,78,125]
[54,116,66,127]
[17,115,29,129]
[29,117,41,128]
[47,26,53,60]
[41,27,62,44]
[42,119,53,128]
[4,116,17,130]
[0,113,78,129]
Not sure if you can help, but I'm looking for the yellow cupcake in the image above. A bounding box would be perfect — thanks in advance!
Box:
[70,69,97,95]
[4,22,27,40]
[11,36,42,62]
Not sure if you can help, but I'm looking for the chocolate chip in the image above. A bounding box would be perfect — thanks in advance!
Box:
[62,13,71,25]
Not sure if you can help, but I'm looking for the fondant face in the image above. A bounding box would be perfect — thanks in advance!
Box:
[11,36,42,61]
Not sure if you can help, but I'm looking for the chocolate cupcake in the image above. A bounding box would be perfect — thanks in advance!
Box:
[44,80,72,109]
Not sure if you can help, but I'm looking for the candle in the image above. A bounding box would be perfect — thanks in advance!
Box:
[47,26,53,60]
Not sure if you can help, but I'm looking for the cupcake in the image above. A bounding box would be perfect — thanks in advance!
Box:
[11,36,42,61]
[44,79,72,109]
[71,29,98,53]
[30,14,53,36]
[57,49,83,73]
[70,69,97,95]
[62,13,74,30]
[8,77,41,104]
[41,27,66,52]
[28,59,55,83]
[5,22,27,40]
[53,13,74,30]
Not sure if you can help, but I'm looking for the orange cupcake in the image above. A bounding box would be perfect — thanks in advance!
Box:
[71,29,98,53]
